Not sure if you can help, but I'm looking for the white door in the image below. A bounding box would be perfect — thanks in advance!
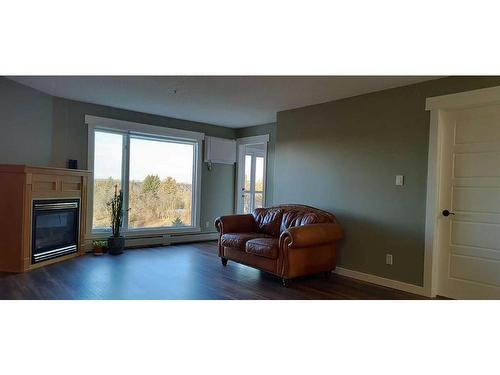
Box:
[437,105,500,299]
[236,140,268,214]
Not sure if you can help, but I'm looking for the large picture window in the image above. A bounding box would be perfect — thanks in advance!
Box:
[87,116,202,234]
[128,136,194,229]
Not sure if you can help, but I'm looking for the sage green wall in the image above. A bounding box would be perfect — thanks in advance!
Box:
[0,77,53,166]
[274,77,500,286]
[235,122,276,205]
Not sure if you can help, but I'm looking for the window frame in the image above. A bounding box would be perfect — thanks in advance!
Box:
[235,134,269,214]
[86,115,203,237]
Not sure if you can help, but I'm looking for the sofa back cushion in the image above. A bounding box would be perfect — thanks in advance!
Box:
[252,207,283,237]
[278,205,337,233]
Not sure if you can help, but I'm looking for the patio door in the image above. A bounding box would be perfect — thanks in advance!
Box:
[236,135,269,214]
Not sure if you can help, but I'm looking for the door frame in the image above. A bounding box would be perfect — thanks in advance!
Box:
[424,85,500,297]
[235,134,269,214]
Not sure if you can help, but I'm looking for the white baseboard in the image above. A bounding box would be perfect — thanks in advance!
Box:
[334,266,428,297]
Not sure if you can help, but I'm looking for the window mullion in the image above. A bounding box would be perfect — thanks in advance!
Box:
[121,134,130,231]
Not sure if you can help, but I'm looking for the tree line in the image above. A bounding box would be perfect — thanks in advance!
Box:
[93,175,192,229]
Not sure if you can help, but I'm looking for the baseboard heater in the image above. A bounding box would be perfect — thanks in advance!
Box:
[126,232,218,247]
[86,232,219,252]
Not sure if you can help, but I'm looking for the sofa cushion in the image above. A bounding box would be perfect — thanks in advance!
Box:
[220,232,271,250]
[246,238,279,259]
[279,205,336,233]
[252,208,283,237]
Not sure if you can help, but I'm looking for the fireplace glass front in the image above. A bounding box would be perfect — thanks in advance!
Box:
[32,199,80,264]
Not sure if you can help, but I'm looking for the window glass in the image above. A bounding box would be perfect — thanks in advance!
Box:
[254,193,263,209]
[243,192,251,214]
[93,131,123,229]
[128,137,194,229]
[255,156,264,192]
[244,154,252,191]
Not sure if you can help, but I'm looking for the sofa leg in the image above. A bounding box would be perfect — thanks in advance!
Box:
[221,258,228,267]
[281,278,290,287]
[324,271,332,279]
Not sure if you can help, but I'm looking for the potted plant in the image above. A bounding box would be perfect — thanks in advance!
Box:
[92,240,107,256]
[107,185,125,255]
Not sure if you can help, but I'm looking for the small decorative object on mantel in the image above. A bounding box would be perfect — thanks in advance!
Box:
[107,185,126,255]
[92,240,107,256]
[67,159,78,169]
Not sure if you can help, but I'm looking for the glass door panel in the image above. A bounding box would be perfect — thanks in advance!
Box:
[254,156,264,209]
[239,144,266,214]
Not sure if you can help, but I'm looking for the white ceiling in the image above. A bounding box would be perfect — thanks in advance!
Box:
[9,76,440,128]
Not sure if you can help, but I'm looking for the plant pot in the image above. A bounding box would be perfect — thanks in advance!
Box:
[107,236,125,255]
[93,246,104,256]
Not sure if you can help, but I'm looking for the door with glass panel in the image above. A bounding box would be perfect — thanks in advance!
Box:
[237,141,267,214]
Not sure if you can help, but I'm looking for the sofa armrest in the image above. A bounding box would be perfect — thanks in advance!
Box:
[280,223,343,249]
[214,214,255,234]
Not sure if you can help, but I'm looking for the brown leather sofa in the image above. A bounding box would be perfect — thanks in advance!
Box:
[215,205,343,286]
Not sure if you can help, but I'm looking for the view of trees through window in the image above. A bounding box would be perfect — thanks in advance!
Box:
[242,151,265,214]
[92,131,122,229]
[92,130,195,230]
[128,174,192,228]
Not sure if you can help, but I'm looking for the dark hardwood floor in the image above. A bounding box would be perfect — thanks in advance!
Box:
[0,241,427,299]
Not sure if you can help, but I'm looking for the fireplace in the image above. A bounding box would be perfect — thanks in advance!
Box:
[0,165,90,272]
[32,199,80,264]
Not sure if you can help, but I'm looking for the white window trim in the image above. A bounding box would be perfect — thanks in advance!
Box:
[85,115,204,237]
[236,134,270,145]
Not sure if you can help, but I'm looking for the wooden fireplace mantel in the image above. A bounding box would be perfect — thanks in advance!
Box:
[0,164,92,272]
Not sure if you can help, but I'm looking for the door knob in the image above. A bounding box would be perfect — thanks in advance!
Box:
[442,209,455,217]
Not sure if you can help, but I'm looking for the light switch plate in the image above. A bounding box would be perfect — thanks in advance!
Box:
[395,175,404,186]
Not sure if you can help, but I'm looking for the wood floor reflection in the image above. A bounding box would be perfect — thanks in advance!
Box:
[0,241,426,300]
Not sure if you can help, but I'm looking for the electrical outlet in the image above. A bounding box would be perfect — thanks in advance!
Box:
[205,221,210,228]
[385,253,393,265]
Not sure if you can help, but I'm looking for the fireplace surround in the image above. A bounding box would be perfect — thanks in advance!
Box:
[0,165,91,272]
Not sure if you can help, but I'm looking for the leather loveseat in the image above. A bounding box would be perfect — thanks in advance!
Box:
[215,205,343,286]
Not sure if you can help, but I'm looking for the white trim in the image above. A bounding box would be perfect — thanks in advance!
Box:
[122,134,131,231]
[334,267,427,297]
[262,143,268,207]
[235,136,269,213]
[236,134,269,145]
[85,115,204,141]
[426,85,500,111]
[422,109,441,298]
[86,124,95,238]
[424,85,500,299]
[86,115,203,236]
